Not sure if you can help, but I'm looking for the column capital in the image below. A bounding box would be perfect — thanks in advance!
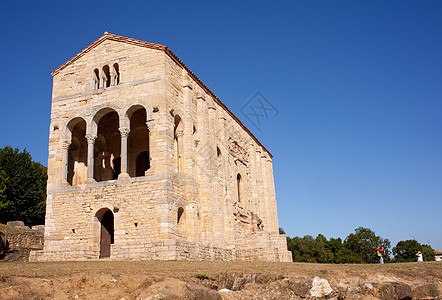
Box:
[119,127,130,137]
[146,119,155,131]
[176,129,184,138]
[61,139,71,150]
[85,134,97,144]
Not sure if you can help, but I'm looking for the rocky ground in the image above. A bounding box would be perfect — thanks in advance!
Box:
[0,260,440,299]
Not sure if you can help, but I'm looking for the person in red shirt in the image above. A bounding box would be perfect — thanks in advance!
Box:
[376,246,385,264]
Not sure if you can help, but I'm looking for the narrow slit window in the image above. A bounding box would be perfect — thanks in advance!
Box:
[177,207,184,224]
[237,174,241,202]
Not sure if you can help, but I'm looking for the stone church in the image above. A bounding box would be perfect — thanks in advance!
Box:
[31,33,291,262]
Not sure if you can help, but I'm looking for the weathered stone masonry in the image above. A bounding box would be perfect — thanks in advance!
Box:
[31,33,291,262]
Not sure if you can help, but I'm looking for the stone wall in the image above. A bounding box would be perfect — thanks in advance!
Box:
[0,223,44,262]
[35,33,291,262]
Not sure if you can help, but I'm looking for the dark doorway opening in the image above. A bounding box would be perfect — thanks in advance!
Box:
[99,209,114,258]
[112,157,121,179]
[136,151,150,177]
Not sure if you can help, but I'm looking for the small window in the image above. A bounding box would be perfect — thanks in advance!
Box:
[94,69,100,89]
[217,146,221,158]
[103,65,111,87]
[237,174,241,202]
[177,207,184,224]
[113,63,120,85]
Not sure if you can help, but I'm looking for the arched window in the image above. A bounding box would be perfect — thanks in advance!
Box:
[93,109,121,182]
[66,118,87,186]
[113,63,120,85]
[127,106,149,177]
[93,69,100,89]
[217,146,221,158]
[102,65,111,88]
[177,207,184,224]
[173,115,183,172]
[237,173,241,202]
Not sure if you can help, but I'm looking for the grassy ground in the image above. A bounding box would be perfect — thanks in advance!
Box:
[0,260,441,280]
[0,260,441,299]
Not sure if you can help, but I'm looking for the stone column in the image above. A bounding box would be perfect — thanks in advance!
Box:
[196,94,212,244]
[118,127,130,179]
[261,153,272,232]
[61,139,71,185]
[110,70,116,86]
[99,74,106,89]
[249,142,258,214]
[85,134,96,183]
[176,129,184,173]
[208,105,223,247]
[255,149,267,229]
[266,157,279,233]
[219,115,232,245]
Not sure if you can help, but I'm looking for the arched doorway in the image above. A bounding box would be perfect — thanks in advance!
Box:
[97,209,114,258]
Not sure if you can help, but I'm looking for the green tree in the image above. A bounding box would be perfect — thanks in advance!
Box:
[288,234,334,263]
[0,146,47,225]
[393,240,435,262]
[325,237,343,263]
[337,227,390,264]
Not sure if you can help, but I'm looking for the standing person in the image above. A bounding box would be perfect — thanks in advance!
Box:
[377,246,385,264]
[416,251,423,262]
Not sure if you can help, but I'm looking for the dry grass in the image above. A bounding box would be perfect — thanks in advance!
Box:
[0,260,440,281]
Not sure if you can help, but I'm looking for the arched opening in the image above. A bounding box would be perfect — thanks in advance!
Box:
[177,207,184,224]
[237,173,241,203]
[173,115,183,172]
[93,69,100,89]
[103,65,111,88]
[96,208,114,258]
[127,106,149,177]
[67,118,87,186]
[113,63,120,85]
[136,151,149,176]
[217,146,221,158]
[93,109,121,182]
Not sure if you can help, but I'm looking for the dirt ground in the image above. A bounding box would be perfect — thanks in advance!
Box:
[0,260,441,299]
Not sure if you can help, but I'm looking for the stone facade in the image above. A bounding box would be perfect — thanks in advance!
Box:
[31,33,291,262]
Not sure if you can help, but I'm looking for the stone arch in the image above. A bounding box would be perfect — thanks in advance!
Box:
[65,117,87,186]
[92,108,121,181]
[112,63,120,85]
[89,104,124,135]
[126,105,150,177]
[95,207,114,258]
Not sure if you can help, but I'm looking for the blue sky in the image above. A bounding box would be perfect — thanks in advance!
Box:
[1,1,441,251]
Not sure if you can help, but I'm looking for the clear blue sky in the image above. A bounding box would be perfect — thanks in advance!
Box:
[1,1,441,251]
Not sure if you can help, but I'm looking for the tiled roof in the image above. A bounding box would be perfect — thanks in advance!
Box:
[434,250,442,254]
[52,33,273,158]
